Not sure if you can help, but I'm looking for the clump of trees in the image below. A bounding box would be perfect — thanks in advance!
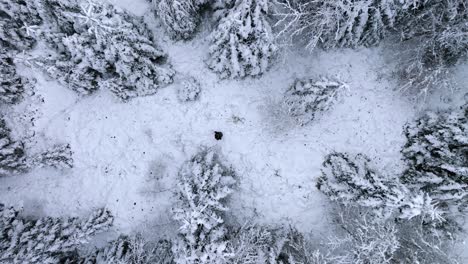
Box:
[401,105,468,214]
[273,0,468,94]
[0,204,113,263]
[0,116,73,177]
[316,105,467,263]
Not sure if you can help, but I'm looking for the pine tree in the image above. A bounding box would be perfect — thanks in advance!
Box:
[0,117,27,176]
[207,0,277,79]
[0,50,32,104]
[0,204,113,264]
[401,106,468,213]
[283,76,348,125]
[157,0,200,40]
[172,149,236,263]
[33,0,175,100]
[0,0,41,51]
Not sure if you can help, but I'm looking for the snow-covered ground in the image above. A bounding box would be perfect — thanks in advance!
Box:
[1,0,467,256]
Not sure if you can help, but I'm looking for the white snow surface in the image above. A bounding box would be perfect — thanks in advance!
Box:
[1,0,467,252]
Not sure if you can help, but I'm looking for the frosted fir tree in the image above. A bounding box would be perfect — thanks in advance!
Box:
[273,0,400,50]
[78,236,173,264]
[0,50,32,104]
[283,77,348,125]
[331,211,400,264]
[157,0,200,40]
[172,149,236,263]
[0,117,27,176]
[0,116,73,176]
[31,144,74,169]
[401,106,468,213]
[207,0,277,79]
[0,0,41,51]
[0,204,113,264]
[395,0,467,94]
[177,76,201,102]
[316,152,409,218]
[230,224,279,263]
[33,0,175,100]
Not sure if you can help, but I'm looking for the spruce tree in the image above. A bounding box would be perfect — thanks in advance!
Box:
[172,149,236,263]
[0,0,41,51]
[274,0,400,50]
[33,0,175,100]
[316,152,401,217]
[395,0,468,93]
[78,236,173,264]
[0,117,26,176]
[207,0,277,78]
[0,50,32,104]
[0,204,113,264]
[157,0,200,40]
[401,106,468,213]
[283,77,348,125]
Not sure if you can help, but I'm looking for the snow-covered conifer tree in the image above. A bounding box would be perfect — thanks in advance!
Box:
[0,204,113,263]
[0,0,41,51]
[395,0,467,94]
[0,50,33,104]
[172,149,236,263]
[316,152,410,218]
[317,153,392,209]
[274,0,400,50]
[31,144,74,169]
[33,0,175,100]
[401,106,468,213]
[316,152,450,222]
[0,117,26,176]
[207,0,277,78]
[157,0,200,40]
[283,77,348,125]
[79,235,173,264]
[230,224,278,263]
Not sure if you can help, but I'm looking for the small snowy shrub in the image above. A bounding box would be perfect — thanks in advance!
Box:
[283,77,347,125]
[401,106,468,213]
[157,0,200,40]
[207,0,277,79]
[172,149,236,263]
[0,50,32,104]
[177,77,201,102]
[0,205,113,263]
[0,118,26,176]
[0,0,41,51]
[273,0,400,50]
[34,0,175,100]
